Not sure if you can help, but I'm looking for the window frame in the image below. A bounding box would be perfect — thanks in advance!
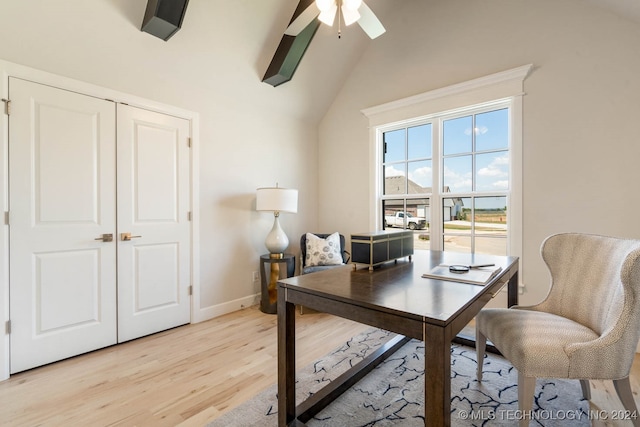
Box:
[378,99,512,253]
[363,65,532,264]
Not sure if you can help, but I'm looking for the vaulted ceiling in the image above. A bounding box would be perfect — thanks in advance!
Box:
[264,0,640,89]
[260,0,640,89]
[1,0,637,127]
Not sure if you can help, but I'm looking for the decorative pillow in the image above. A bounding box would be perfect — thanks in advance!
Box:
[305,232,344,267]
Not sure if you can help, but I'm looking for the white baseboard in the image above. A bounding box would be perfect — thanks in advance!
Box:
[192,293,261,323]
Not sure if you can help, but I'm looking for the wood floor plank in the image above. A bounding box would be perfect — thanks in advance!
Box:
[0,305,639,426]
[0,306,368,426]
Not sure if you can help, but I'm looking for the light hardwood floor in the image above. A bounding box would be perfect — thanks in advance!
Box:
[1,305,639,426]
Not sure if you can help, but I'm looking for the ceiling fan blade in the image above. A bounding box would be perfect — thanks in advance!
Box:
[357,2,386,39]
[341,3,361,26]
[285,3,320,36]
[318,2,338,26]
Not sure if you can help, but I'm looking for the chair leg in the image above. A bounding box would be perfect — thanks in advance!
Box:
[476,327,487,381]
[613,377,640,427]
[580,379,591,400]
[518,372,536,427]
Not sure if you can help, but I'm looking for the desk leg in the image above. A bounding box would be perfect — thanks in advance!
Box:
[278,285,296,426]
[424,323,451,427]
[507,270,519,307]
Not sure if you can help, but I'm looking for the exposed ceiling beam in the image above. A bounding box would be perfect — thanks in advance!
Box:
[262,0,320,87]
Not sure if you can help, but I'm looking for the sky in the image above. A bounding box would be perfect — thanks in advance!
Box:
[383,108,509,209]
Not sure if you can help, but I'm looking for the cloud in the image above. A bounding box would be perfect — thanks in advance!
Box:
[464,126,488,136]
[478,167,506,177]
[408,166,432,187]
[385,165,404,177]
[492,155,509,165]
[443,166,472,191]
[478,154,509,178]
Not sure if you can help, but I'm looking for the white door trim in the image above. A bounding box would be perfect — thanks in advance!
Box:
[0,59,201,381]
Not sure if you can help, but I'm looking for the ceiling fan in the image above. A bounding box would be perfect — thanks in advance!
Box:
[284,0,386,39]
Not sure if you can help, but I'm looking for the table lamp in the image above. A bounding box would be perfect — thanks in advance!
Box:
[256,185,298,258]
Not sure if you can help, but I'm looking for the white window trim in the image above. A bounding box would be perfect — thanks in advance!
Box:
[362,64,532,278]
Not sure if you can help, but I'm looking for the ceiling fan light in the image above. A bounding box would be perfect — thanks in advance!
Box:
[315,0,335,12]
[341,5,361,26]
[318,3,337,26]
[343,0,362,11]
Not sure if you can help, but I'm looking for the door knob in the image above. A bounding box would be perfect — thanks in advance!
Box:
[94,233,113,242]
[121,232,142,241]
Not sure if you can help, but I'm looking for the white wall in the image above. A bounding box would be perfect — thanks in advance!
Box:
[319,0,640,305]
[0,0,359,317]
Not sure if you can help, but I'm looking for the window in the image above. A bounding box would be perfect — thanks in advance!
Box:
[380,102,511,256]
[441,107,509,255]
[364,65,531,259]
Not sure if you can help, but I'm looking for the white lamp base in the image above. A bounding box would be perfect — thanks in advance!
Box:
[265,213,289,256]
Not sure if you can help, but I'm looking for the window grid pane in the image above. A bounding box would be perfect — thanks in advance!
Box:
[475,151,509,192]
[384,171,407,196]
[408,123,432,160]
[408,160,432,191]
[383,129,405,163]
[475,108,509,152]
[442,155,472,193]
[443,116,472,155]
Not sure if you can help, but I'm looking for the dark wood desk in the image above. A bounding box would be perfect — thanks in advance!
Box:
[277,249,519,427]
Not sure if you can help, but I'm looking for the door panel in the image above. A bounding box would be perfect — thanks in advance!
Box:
[135,243,179,311]
[135,126,179,221]
[36,250,102,332]
[117,105,191,342]
[9,78,117,373]
[36,103,101,223]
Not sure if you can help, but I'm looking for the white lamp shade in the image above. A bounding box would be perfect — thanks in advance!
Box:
[256,187,298,213]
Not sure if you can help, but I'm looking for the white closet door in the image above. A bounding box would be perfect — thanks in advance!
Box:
[116,105,191,342]
[8,78,117,373]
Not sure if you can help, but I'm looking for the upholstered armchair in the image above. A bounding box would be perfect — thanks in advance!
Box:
[476,233,640,427]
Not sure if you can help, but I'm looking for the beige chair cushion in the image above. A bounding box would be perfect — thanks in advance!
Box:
[478,307,599,378]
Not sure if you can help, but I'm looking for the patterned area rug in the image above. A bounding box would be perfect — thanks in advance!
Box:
[208,329,589,426]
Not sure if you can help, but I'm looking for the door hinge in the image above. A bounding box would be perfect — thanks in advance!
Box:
[4,211,8,225]
[5,320,10,335]
[187,211,192,221]
[187,137,191,148]
[188,285,193,296]
[1,98,10,115]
